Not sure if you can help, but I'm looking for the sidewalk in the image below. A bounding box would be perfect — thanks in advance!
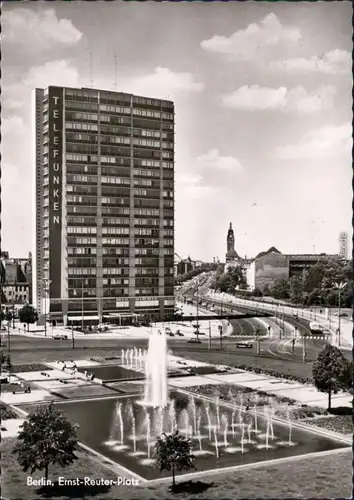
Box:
[4,305,231,340]
[207,291,352,349]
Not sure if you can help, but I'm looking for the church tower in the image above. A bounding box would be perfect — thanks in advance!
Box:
[225,223,239,262]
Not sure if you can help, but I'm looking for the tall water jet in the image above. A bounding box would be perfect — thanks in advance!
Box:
[180,409,189,437]
[287,405,293,445]
[214,428,219,458]
[216,397,221,430]
[117,402,124,444]
[253,394,259,433]
[169,401,176,433]
[240,424,245,454]
[197,413,202,451]
[205,404,212,440]
[159,407,164,436]
[231,410,236,437]
[190,396,197,435]
[145,413,151,458]
[143,329,168,408]
[130,409,137,452]
[247,423,252,443]
[222,414,228,447]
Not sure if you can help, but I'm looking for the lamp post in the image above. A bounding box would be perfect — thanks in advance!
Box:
[12,303,15,329]
[334,282,347,347]
[196,284,199,340]
[39,279,52,337]
[81,280,84,333]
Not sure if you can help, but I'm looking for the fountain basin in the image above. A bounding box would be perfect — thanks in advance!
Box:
[23,391,349,481]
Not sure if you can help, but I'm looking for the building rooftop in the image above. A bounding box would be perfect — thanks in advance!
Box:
[255,246,282,259]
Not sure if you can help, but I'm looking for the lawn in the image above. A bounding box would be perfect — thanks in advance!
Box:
[1,437,352,499]
[9,343,316,381]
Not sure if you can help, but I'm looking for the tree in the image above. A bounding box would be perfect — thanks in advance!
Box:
[18,305,38,332]
[3,354,12,373]
[0,350,10,368]
[154,430,196,490]
[312,345,351,411]
[270,278,290,300]
[12,403,78,481]
[289,275,303,304]
[213,266,247,295]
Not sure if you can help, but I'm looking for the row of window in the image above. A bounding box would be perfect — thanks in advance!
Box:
[101,176,131,185]
[69,268,97,275]
[102,227,130,235]
[67,237,97,245]
[103,268,129,276]
[67,109,173,121]
[102,237,129,245]
[67,226,97,234]
[103,278,129,285]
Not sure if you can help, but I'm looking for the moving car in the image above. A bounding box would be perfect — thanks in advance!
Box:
[187,338,202,344]
[52,334,68,340]
[236,341,253,348]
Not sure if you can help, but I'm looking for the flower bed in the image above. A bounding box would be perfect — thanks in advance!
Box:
[184,383,328,421]
[303,415,353,435]
[231,363,313,385]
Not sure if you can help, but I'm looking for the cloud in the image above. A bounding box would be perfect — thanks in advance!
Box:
[122,67,205,100]
[2,60,80,112]
[2,116,25,136]
[24,60,80,89]
[175,172,216,199]
[201,13,301,59]
[272,49,352,75]
[222,85,336,113]
[2,8,83,47]
[197,149,243,172]
[276,122,352,160]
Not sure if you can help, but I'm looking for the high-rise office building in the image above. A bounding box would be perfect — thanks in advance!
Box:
[33,86,175,326]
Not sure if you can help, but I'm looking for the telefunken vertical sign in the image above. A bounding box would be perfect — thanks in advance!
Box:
[48,87,63,300]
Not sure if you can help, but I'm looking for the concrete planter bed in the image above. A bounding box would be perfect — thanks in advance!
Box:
[12,364,54,373]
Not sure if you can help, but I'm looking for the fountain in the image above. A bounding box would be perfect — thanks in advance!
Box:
[55,325,349,482]
[143,329,168,408]
[214,427,219,458]
[206,404,212,440]
[222,414,229,447]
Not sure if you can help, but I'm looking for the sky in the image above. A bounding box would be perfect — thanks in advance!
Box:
[2,1,353,262]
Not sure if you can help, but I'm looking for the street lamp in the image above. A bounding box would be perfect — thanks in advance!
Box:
[39,278,52,337]
[333,281,347,347]
[196,284,200,340]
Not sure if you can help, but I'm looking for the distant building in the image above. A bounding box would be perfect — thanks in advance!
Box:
[224,223,243,273]
[0,252,32,306]
[174,255,195,277]
[285,253,341,278]
[245,247,289,292]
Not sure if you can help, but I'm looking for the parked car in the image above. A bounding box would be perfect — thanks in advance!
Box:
[236,342,253,348]
[52,334,68,340]
[175,330,184,336]
[187,338,202,344]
